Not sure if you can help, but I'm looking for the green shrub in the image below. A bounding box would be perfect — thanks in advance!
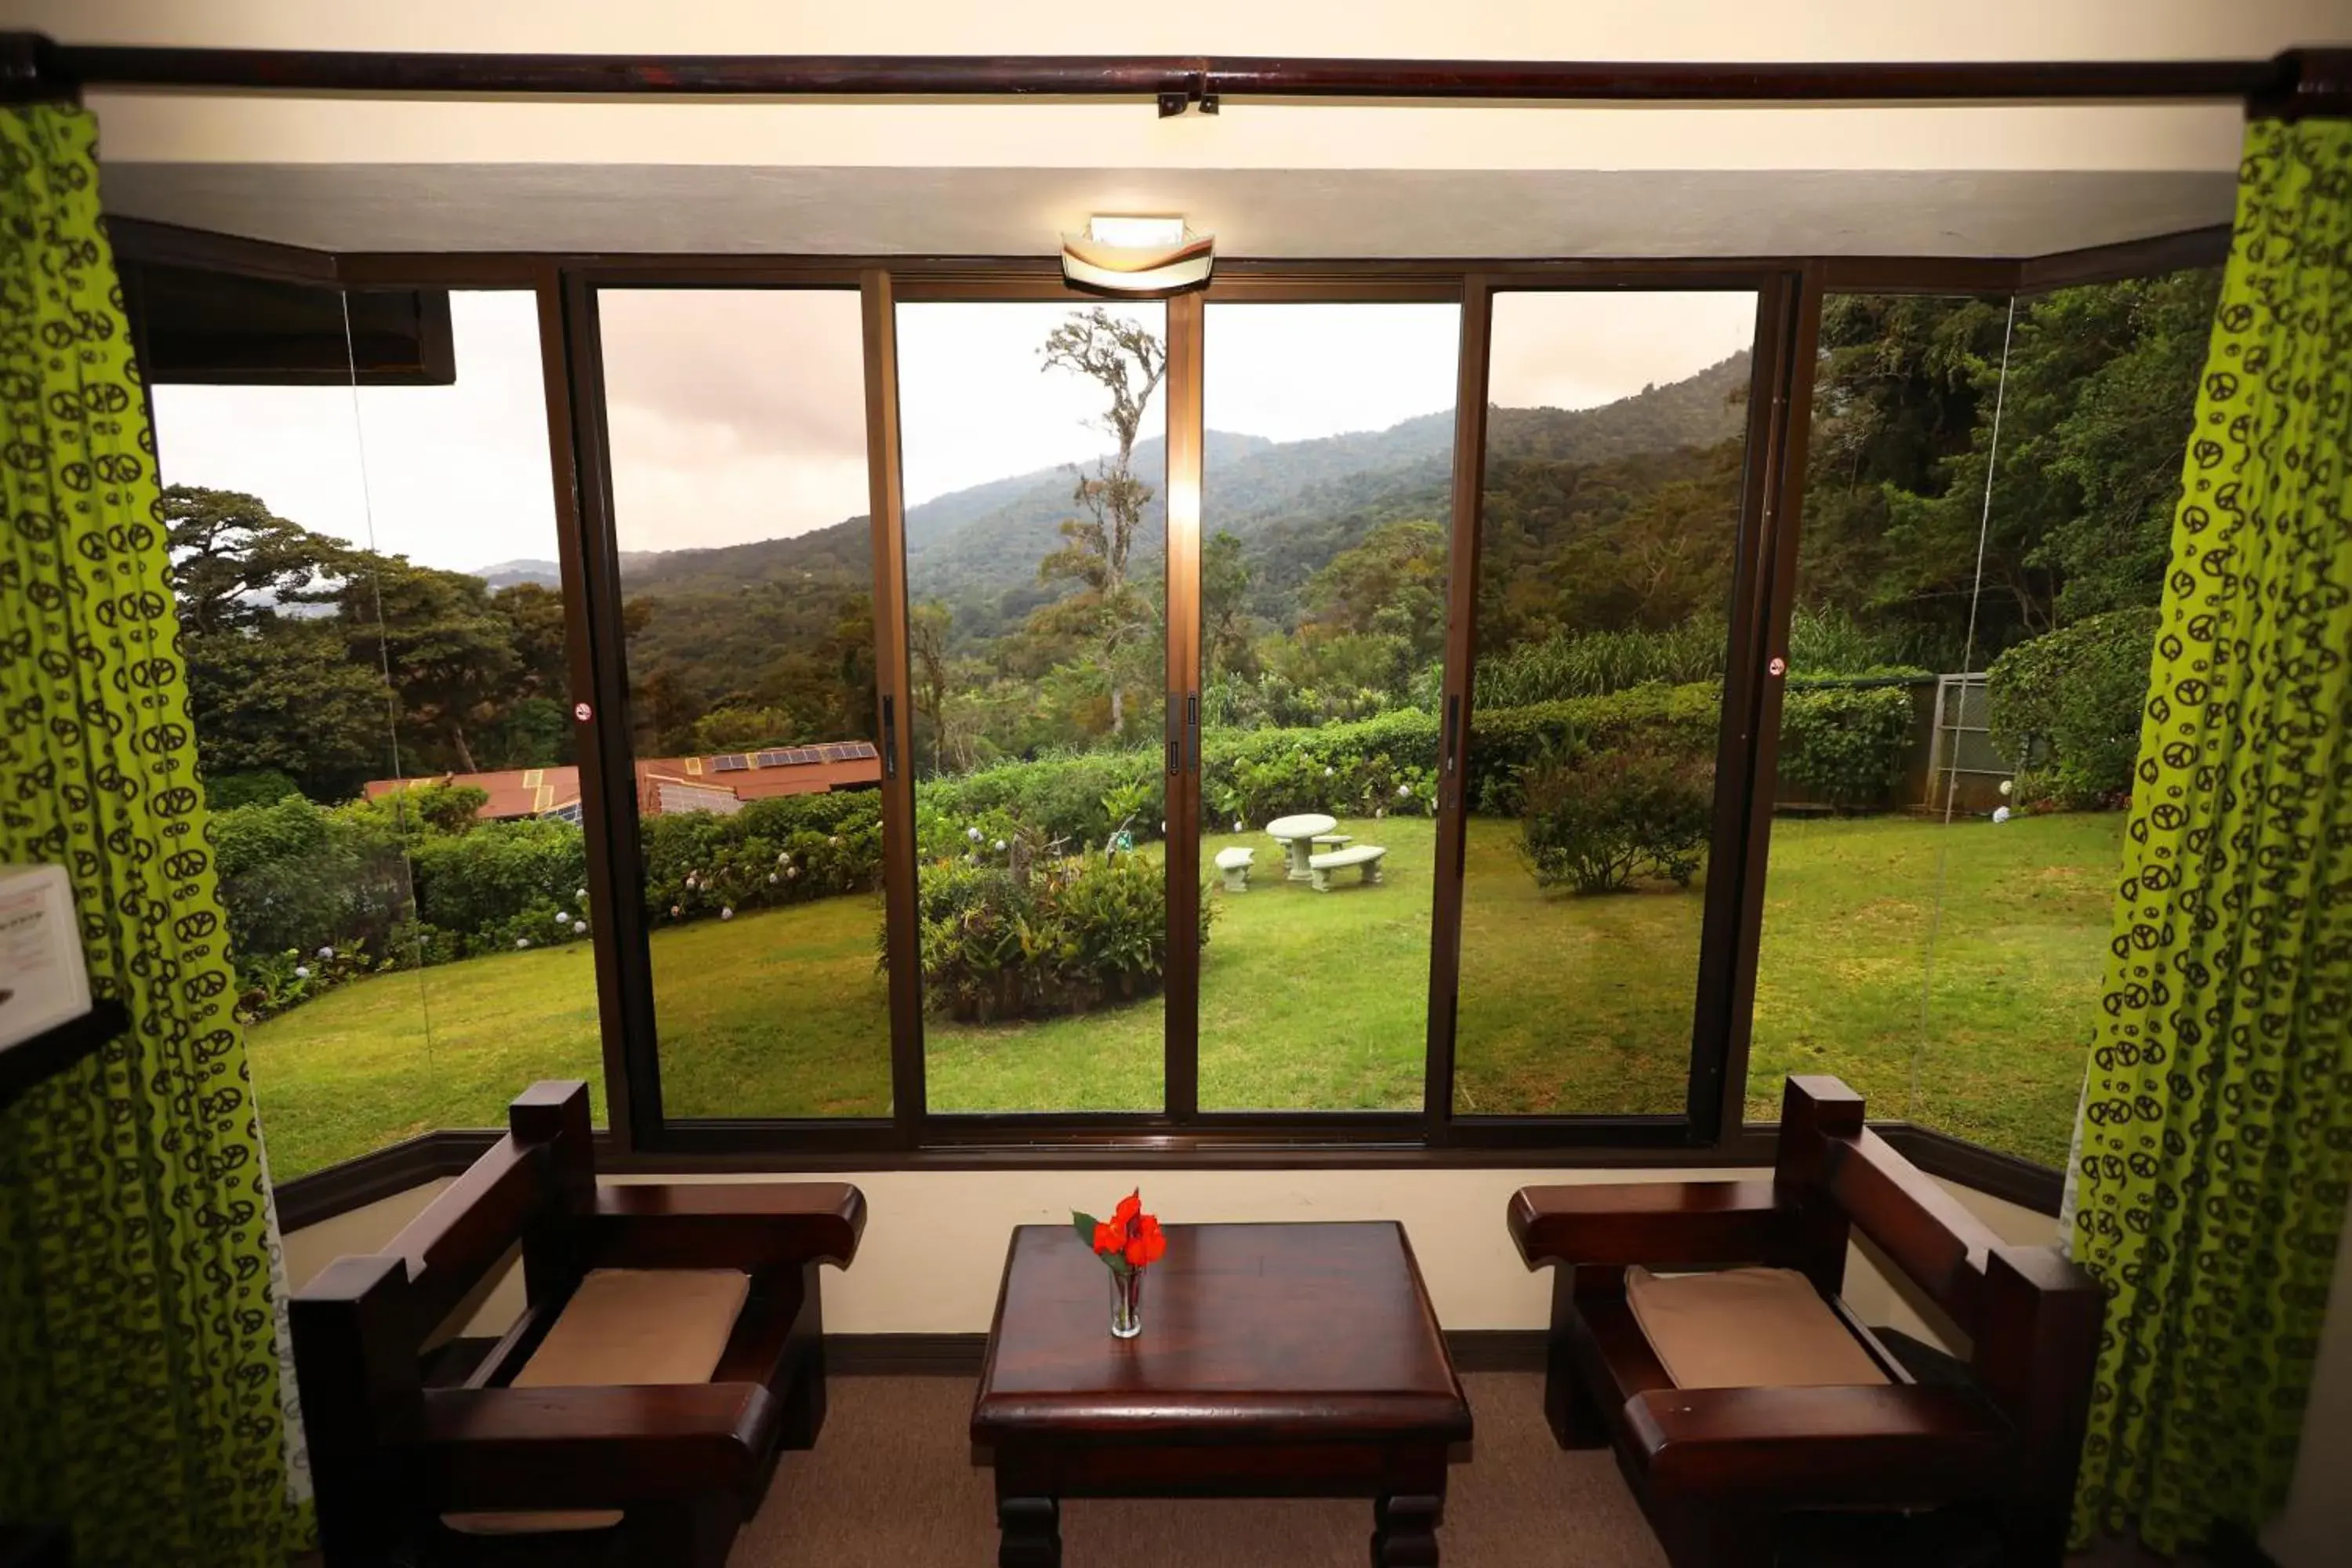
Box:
[1473,619,1725,708]
[1471,682,1723,815]
[205,768,303,811]
[408,817,590,944]
[1516,741,1715,894]
[1986,608,2159,809]
[211,794,413,968]
[898,848,1211,1022]
[1778,683,1918,808]
[641,790,885,926]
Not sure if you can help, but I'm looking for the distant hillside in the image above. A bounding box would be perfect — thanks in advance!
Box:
[473,557,562,590]
[584,349,1752,641]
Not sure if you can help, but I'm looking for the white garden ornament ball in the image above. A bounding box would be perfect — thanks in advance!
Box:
[721,907,735,920]
[516,938,530,949]
[1992,806,2012,824]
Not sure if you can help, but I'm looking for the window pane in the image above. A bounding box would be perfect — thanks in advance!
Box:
[1453,290,1758,1116]
[1748,270,2213,1166]
[895,301,1168,1115]
[1196,302,1458,1111]
[598,289,891,1120]
[157,286,604,1178]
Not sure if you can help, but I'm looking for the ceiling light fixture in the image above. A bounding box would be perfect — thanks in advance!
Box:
[1060,214,1214,298]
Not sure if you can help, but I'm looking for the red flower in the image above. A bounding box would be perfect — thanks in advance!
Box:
[1123,1214,1166,1269]
[1074,1189,1165,1273]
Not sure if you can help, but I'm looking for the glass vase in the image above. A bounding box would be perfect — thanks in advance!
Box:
[1109,1266,1145,1339]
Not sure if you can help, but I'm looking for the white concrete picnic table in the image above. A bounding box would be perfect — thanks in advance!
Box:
[1265,812,1339,882]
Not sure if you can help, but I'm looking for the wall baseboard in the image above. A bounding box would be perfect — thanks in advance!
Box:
[822,1328,1548,1377]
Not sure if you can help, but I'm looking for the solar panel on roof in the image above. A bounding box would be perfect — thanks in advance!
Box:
[755,750,789,768]
[851,742,878,759]
[711,754,750,772]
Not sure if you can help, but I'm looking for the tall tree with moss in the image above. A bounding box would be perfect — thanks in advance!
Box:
[1033,307,1167,737]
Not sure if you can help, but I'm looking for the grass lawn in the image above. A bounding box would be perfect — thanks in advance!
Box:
[246,811,2125,1178]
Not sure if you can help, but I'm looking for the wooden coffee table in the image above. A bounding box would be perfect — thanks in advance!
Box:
[971,1221,1471,1566]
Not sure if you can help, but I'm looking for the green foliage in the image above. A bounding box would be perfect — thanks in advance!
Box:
[641,791,886,924]
[1517,741,1715,895]
[210,793,412,968]
[204,769,302,811]
[1804,272,2216,669]
[1473,618,1725,707]
[1471,683,1724,815]
[1777,684,1918,808]
[900,848,1208,1023]
[1986,608,2161,809]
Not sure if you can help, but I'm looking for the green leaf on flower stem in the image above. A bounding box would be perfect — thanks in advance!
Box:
[1073,1211,1099,1249]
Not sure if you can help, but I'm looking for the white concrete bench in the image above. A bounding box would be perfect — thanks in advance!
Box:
[1308,844,1386,891]
[1214,846,1255,893]
[1311,833,1352,851]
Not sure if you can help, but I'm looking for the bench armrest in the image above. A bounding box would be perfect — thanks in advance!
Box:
[1624,1384,2010,1504]
[416,1382,779,1508]
[588,1181,866,1273]
[1509,1181,1799,1269]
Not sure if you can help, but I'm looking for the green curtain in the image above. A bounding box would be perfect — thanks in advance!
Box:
[2071,114,2352,1552]
[0,105,302,1566]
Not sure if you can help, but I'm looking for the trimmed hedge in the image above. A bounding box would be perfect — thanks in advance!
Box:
[1986,608,2159,810]
[1777,682,1919,808]
[214,680,1925,1020]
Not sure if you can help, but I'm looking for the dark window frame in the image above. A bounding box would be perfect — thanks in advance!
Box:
[128,225,2226,1223]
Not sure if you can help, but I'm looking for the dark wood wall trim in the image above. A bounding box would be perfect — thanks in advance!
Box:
[2018,223,2234,292]
[273,1130,497,1230]
[13,36,2310,111]
[1877,1124,2066,1216]
[107,215,339,285]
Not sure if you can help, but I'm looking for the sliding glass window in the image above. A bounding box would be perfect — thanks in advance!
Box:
[595,288,892,1120]
[153,285,604,1177]
[1452,289,1761,1118]
[1747,270,2216,1165]
[1196,302,1459,1111]
[893,300,1170,1115]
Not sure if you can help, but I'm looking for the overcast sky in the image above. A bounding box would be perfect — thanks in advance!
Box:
[152,288,1756,575]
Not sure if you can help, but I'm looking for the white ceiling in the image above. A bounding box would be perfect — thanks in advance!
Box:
[99,163,2236,259]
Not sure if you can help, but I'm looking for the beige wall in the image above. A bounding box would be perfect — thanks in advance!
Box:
[281,1164,2060,1343]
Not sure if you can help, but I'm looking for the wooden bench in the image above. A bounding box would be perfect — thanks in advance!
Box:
[1508,1076,2100,1567]
[292,1080,866,1568]
[1214,846,1255,892]
[1308,844,1386,890]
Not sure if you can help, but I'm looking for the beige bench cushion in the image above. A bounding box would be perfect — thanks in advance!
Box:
[1625,1265,1890,1390]
[443,1268,752,1536]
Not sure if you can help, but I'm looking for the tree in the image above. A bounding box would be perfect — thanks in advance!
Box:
[1201,530,1258,682]
[1035,307,1168,737]
[339,555,521,775]
[163,485,388,800]
[162,485,346,635]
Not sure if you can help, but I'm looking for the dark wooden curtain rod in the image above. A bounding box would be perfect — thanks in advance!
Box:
[3,34,2346,116]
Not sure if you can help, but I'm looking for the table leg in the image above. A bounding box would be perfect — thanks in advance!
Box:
[998,1496,1061,1567]
[1370,1493,1441,1566]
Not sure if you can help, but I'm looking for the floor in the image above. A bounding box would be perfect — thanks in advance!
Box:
[734,1370,1668,1567]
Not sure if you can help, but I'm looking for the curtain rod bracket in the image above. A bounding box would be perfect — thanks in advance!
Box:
[0,31,76,104]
